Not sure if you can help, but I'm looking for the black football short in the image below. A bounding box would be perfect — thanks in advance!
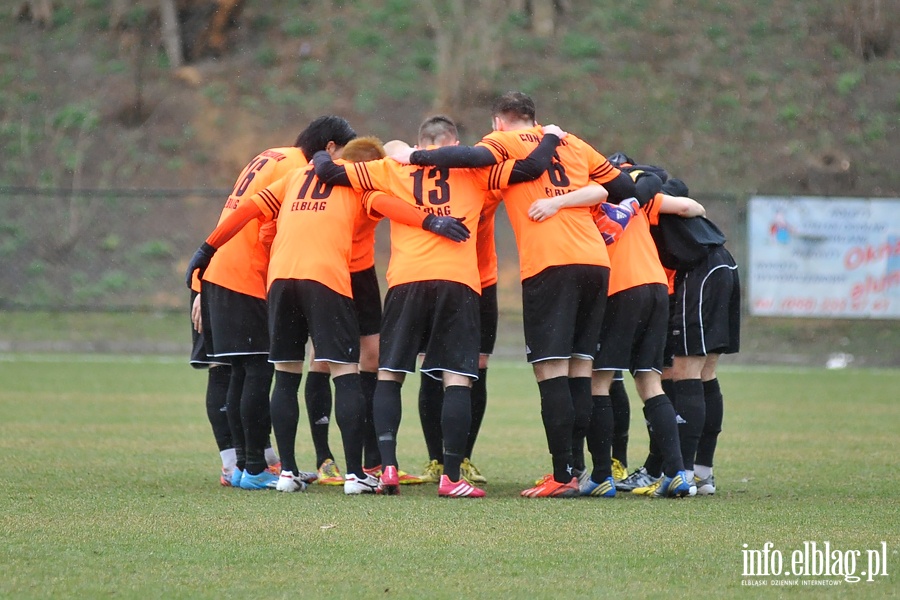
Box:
[351,266,382,337]
[479,283,499,355]
[663,293,677,369]
[670,245,741,356]
[594,283,669,373]
[201,281,269,359]
[189,290,229,368]
[521,264,609,363]
[380,280,480,378]
[267,279,360,364]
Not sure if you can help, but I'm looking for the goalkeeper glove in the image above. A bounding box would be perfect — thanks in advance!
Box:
[185,242,216,288]
[595,198,638,245]
[422,214,470,243]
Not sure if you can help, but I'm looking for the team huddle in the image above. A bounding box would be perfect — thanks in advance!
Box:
[185,91,740,499]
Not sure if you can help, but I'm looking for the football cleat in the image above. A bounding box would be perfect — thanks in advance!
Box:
[581,475,617,497]
[316,459,344,486]
[438,475,485,498]
[632,479,662,496]
[344,473,382,495]
[266,461,282,476]
[230,468,244,488]
[398,471,425,485]
[220,469,233,487]
[275,470,308,493]
[420,460,444,484]
[521,474,580,498]
[695,474,716,496]
[363,464,425,484]
[611,458,628,482]
[295,469,319,484]
[379,465,400,496]
[652,471,693,498]
[616,466,660,492]
[239,469,279,490]
[574,468,591,489]
[460,458,487,484]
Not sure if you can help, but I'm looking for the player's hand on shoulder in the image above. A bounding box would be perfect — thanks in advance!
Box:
[422,214,470,243]
[541,124,567,140]
[386,140,414,164]
[528,198,561,222]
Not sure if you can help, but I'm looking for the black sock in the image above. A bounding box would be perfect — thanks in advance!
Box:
[333,373,366,478]
[642,406,664,478]
[225,365,246,471]
[569,377,592,472]
[441,385,472,482]
[538,376,574,483]
[610,376,630,467]
[587,395,613,482]
[644,394,685,477]
[206,366,233,451]
[270,370,302,475]
[418,372,444,462]
[373,380,403,468]
[465,368,488,459]
[304,371,333,467]
[240,356,275,475]
[360,371,381,469]
[673,379,705,471]
[697,378,724,468]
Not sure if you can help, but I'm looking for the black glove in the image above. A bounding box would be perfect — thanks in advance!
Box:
[422,214,470,243]
[185,242,216,288]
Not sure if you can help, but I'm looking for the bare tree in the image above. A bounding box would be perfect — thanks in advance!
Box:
[419,0,511,115]
[14,0,53,27]
[842,0,893,60]
[159,0,184,68]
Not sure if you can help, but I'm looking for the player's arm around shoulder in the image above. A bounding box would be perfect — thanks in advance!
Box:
[527,182,607,223]
[659,193,706,218]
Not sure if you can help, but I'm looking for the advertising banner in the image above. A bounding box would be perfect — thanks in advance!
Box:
[748,196,900,318]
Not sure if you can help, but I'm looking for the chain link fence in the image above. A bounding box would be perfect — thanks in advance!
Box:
[0,186,746,312]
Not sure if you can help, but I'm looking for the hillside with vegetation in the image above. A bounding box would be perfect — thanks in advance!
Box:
[2,0,897,195]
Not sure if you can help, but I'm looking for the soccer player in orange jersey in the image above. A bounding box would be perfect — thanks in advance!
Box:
[416,189,503,485]
[313,115,564,497]
[528,165,706,498]
[187,272,235,486]
[394,92,640,498]
[188,123,318,490]
[302,141,391,487]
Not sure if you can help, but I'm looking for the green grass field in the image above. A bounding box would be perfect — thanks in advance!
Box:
[1,355,898,598]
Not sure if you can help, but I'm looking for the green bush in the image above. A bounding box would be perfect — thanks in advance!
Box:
[836,71,863,96]
[137,240,174,260]
[560,33,604,59]
[281,17,319,38]
[256,46,278,68]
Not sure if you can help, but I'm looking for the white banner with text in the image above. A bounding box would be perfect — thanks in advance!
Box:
[748,196,900,318]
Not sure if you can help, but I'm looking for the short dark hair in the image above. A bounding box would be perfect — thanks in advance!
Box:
[417,114,458,147]
[294,115,357,160]
[491,91,536,123]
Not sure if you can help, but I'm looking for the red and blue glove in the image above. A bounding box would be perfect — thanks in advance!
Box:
[595,198,639,245]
